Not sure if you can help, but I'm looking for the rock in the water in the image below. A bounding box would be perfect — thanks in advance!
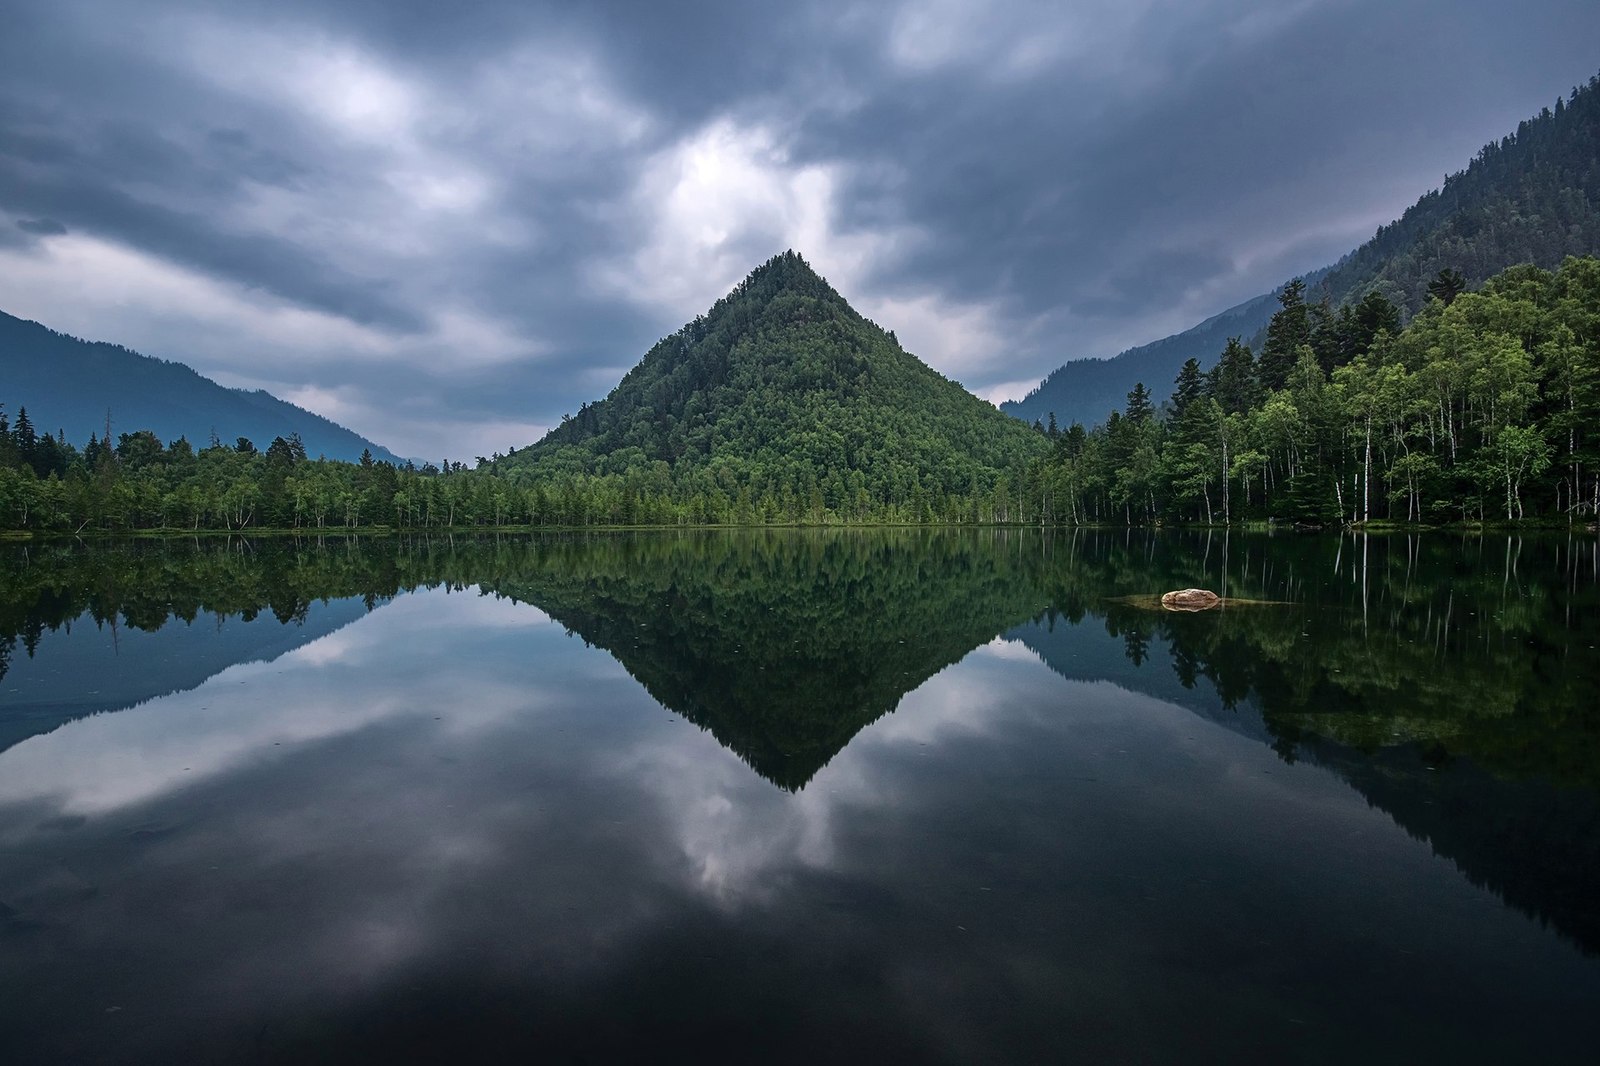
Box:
[1161,588,1221,611]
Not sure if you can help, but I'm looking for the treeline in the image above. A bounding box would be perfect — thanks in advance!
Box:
[4,257,1597,533]
[0,415,1035,534]
[1027,257,1600,525]
[1,255,1045,533]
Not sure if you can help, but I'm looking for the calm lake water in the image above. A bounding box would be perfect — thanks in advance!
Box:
[2,530,1598,1063]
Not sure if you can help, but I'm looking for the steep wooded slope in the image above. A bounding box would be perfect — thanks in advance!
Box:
[505,251,1046,501]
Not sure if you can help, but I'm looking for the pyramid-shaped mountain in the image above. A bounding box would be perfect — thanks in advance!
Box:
[504,252,1045,500]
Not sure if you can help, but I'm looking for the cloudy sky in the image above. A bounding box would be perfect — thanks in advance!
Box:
[2,0,1597,460]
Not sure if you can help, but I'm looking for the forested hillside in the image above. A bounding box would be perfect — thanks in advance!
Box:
[1010,72,1600,433]
[1028,257,1600,525]
[0,310,404,464]
[1315,73,1600,313]
[502,251,1047,516]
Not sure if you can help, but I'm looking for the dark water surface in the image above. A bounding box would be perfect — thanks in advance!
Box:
[1,530,1597,1063]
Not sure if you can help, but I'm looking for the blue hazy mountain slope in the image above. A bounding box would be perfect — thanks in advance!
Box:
[1000,285,1291,429]
[0,309,403,463]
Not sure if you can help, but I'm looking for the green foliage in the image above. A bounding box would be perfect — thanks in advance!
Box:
[0,252,1056,531]
[0,256,1050,533]
[1023,257,1600,525]
[500,251,1047,519]
[6,251,1597,533]
[1258,277,1312,391]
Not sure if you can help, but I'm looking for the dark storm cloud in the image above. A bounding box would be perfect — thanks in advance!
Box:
[1,0,1597,456]
[0,137,424,331]
[782,0,1600,355]
[15,217,68,236]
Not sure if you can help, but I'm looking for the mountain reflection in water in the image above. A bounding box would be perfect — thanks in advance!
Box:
[1,530,1596,1062]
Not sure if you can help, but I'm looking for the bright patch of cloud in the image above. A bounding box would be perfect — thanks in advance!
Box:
[591,118,875,313]
[0,234,396,365]
[174,20,423,144]
[856,290,1013,386]
[977,378,1042,406]
[592,116,1018,388]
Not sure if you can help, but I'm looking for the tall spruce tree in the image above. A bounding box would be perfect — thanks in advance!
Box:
[1427,267,1468,306]
[1171,358,1206,418]
[1207,337,1261,414]
[1258,278,1312,391]
[1124,382,1154,422]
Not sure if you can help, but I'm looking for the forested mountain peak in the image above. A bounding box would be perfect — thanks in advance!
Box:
[712,249,846,310]
[502,251,1045,521]
[600,250,865,397]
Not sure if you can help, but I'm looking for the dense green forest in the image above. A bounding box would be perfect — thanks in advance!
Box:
[501,251,1047,509]
[1029,256,1600,525]
[0,414,1036,532]
[3,257,1598,532]
[0,252,1048,532]
[1314,73,1600,314]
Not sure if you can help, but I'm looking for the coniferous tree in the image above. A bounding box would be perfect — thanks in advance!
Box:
[1171,358,1205,418]
[1208,338,1261,414]
[13,406,36,469]
[1258,279,1312,391]
[1124,382,1154,423]
[1428,267,1468,306]
[1351,290,1401,352]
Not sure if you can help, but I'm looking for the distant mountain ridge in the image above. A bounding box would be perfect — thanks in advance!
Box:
[1006,71,1600,430]
[1001,277,1323,428]
[0,309,403,463]
[504,251,1045,505]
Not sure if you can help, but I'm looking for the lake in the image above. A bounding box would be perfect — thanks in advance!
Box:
[2,530,1598,1062]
